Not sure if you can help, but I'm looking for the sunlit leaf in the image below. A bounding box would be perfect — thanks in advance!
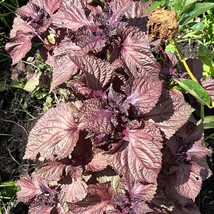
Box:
[179,3,214,27]
[175,79,211,108]
[198,116,214,130]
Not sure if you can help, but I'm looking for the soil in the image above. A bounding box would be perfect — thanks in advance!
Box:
[0,61,43,213]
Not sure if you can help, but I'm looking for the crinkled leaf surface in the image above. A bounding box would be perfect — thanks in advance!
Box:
[16,1,40,20]
[70,183,115,213]
[146,90,193,139]
[121,181,156,201]
[83,56,115,91]
[125,1,151,18]
[51,55,79,90]
[24,103,79,160]
[120,27,160,78]
[29,204,53,214]
[76,28,106,53]
[51,40,81,90]
[175,162,202,201]
[51,0,95,31]
[113,122,163,183]
[59,179,88,203]
[33,161,65,183]
[86,152,111,172]
[166,122,203,156]
[124,78,163,114]
[9,16,35,38]
[5,34,34,65]
[78,99,112,134]
[201,77,214,101]
[186,140,211,159]
[16,175,42,203]
[44,0,62,14]
[109,0,132,25]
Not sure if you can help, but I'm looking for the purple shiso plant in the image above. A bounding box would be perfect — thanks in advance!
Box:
[6,0,212,213]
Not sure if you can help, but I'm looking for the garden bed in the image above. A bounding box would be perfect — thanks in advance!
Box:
[1,0,214,213]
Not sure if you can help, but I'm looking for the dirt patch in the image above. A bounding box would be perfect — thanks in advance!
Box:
[0,66,43,213]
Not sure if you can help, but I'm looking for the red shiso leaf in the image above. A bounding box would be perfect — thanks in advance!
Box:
[113,122,163,183]
[29,205,53,214]
[31,0,44,8]
[51,40,82,90]
[69,79,92,97]
[75,28,106,53]
[87,182,115,200]
[78,99,112,134]
[87,4,102,16]
[146,90,194,139]
[44,0,62,14]
[54,39,82,56]
[65,165,83,179]
[9,16,35,38]
[69,183,115,213]
[125,1,152,18]
[51,55,79,90]
[86,152,112,172]
[16,175,42,203]
[166,122,203,157]
[131,201,153,214]
[201,77,214,101]
[109,0,132,25]
[33,161,65,183]
[24,103,79,160]
[121,180,157,201]
[120,27,160,78]
[16,1,39,20]
[51,0,96,31]
[175,162,202,201]
[124,78,163,114]
[5,33,34,66]
[186,139,211,159]
[157,90,193,139]
[82,56,116,91]
[59,179,88,203]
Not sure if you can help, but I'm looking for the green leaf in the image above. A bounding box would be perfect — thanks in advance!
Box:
[173,0,186,15]
[190,22,205,31]
[179,3,214,27]
[146,0,165,11]
[0,181,16,187]
[0,181,17,200]
[165,42,177,53]
[198,43,214,59]
[200,56,214,78]
[183,0,198,11]
[97,175,124,193]
[175,79,212,108]
[24,71,42,92]
[197,116,214,130]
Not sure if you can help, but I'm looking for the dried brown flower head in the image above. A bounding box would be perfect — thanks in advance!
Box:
[147,9,178,42]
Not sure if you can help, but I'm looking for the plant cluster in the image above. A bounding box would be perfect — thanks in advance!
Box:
[5,0,214,213]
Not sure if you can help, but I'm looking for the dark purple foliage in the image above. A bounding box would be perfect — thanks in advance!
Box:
[6,0,211,213]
